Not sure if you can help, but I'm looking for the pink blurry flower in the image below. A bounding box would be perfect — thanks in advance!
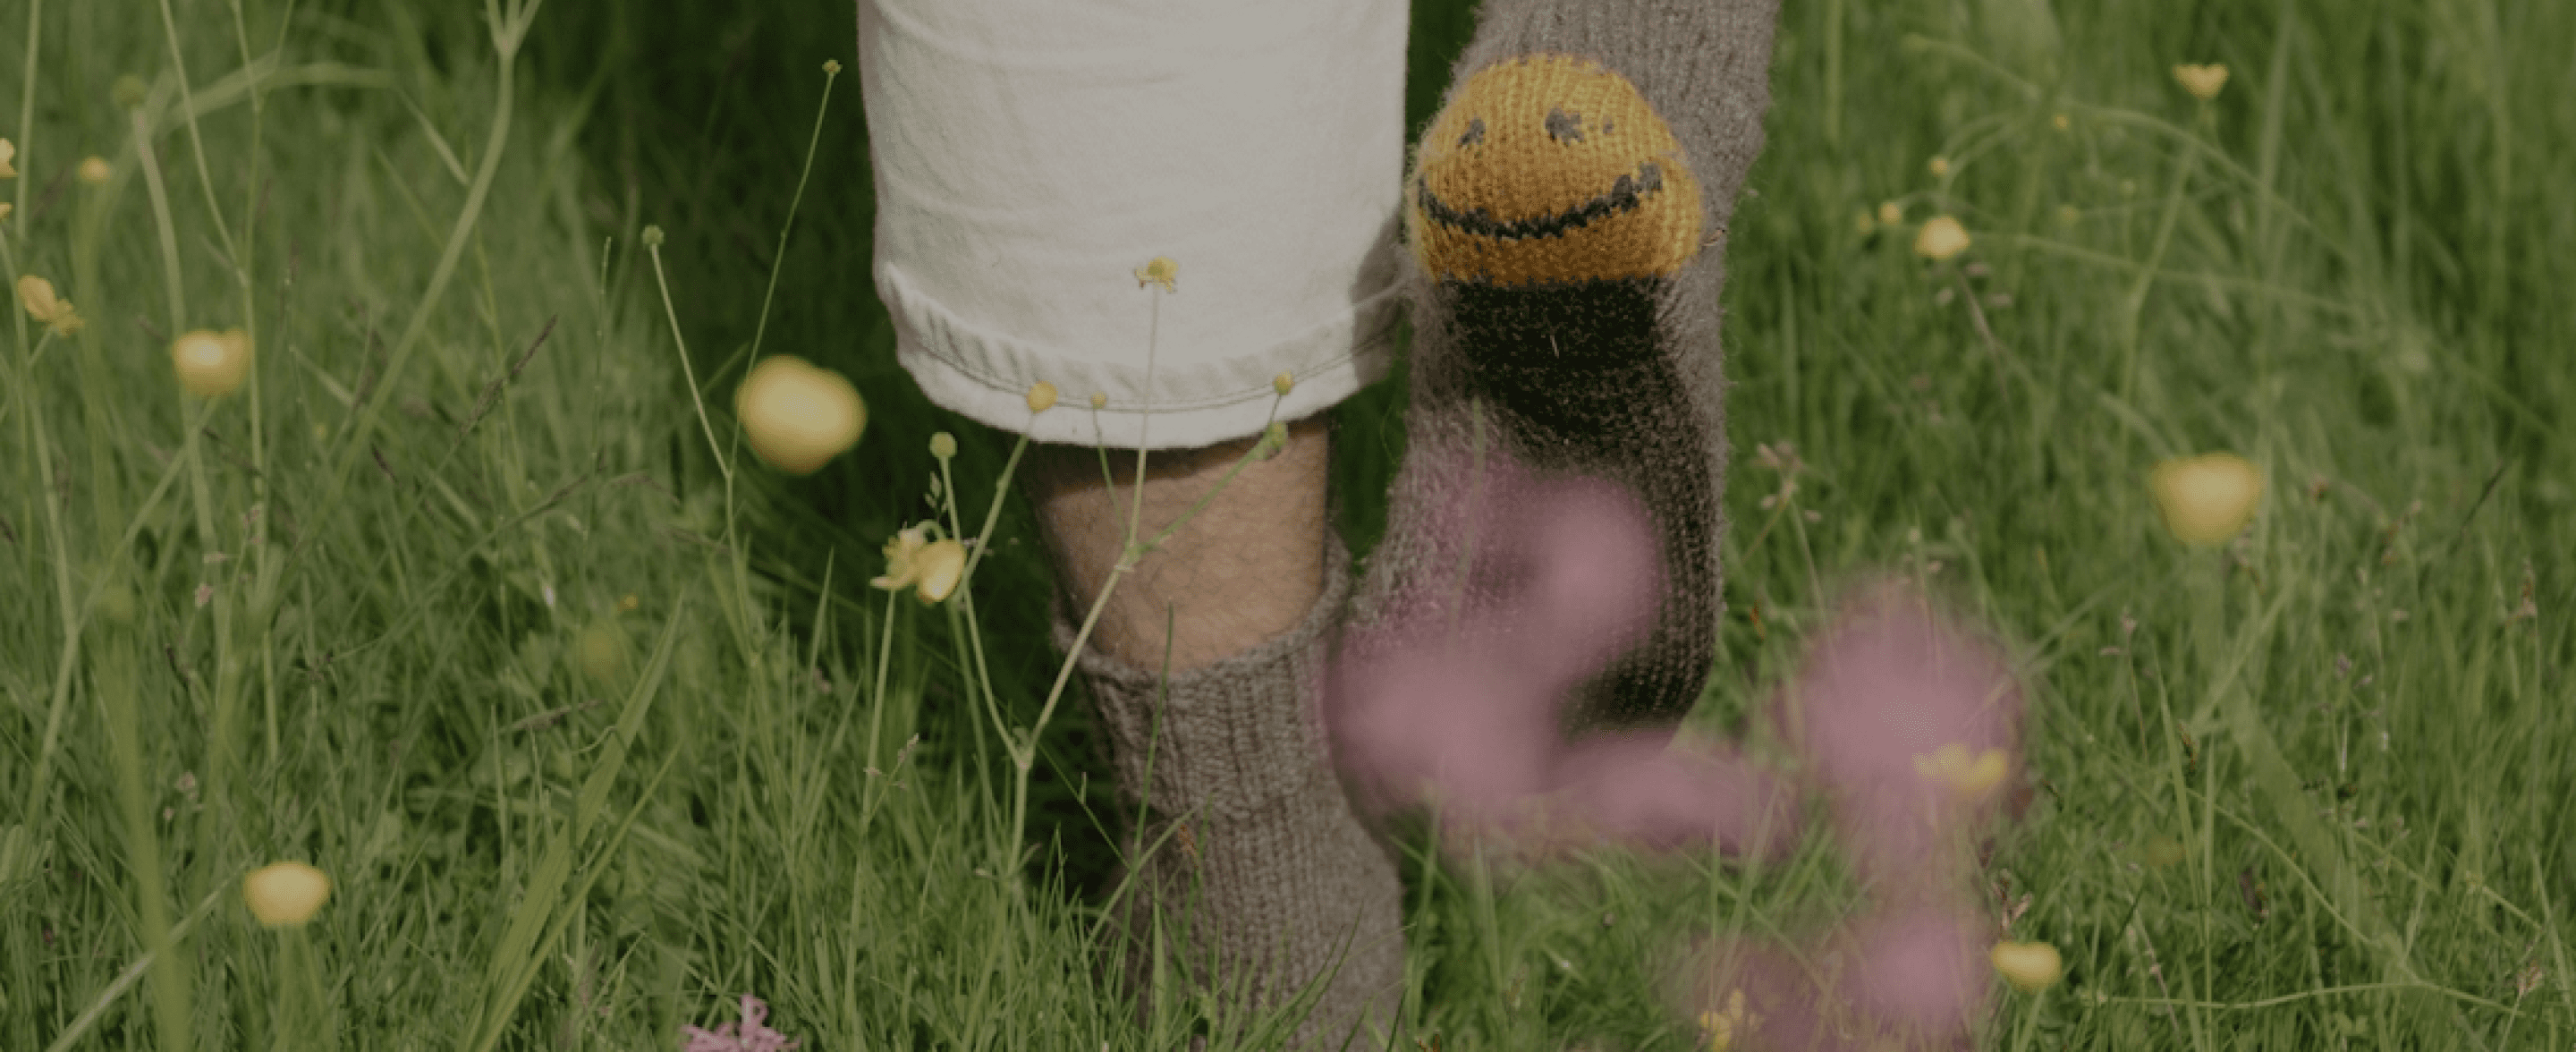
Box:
[681,994,800,1052]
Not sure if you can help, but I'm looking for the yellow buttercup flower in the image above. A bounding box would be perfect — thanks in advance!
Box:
[1696,988,1758,1050]
[735,355,866,474]
[16,275,84,335]
[243,861,332,928]
[2174,64,2230,102]
[76,156,110,185]
[1990,940,2063,993]
[873,525,931,591]
[2150,453,2263,545]
[1134,256,1178,293]
[1912,743,2010,799]
[171,328,254,397]
[1026,380,1058,414]
[1928,155,1951,178]
[1877,200,1903,225]
[2052,112,2072,132]
[912,539,966,604]
[0,138,15,178]
[1914,216,1971,261]
[873,528,963,604]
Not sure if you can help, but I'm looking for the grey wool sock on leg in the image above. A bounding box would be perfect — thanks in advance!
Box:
[1059,532,1407,1051]
[1348,0,1781,737]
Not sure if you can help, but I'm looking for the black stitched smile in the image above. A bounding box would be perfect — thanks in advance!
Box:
[1416,161,1665,242]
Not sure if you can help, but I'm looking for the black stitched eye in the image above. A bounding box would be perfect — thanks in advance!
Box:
[1545,106,1583,143]
[1458,117,1486,148]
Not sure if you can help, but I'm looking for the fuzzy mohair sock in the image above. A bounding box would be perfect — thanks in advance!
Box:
[1343,0,1782,741]
[1057,531,1407,1052]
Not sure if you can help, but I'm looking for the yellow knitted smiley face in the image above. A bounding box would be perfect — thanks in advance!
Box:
[1407,55,1706,286]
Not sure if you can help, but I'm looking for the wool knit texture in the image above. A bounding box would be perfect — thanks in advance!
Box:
[1346,0,1782,741]
[1056,532,1406,1051]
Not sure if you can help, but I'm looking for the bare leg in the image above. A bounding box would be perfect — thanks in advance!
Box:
[1024,415,1331,674]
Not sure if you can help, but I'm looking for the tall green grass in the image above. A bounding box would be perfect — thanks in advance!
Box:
[4,0,2571,1049]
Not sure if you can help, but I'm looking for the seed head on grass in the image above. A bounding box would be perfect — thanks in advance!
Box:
[171,328,254,397]
[1989,940,2063,993]
[1914,216,1970,261]
[2150,453,2262,545]
[243,861,331,928]
[734,355,865,474]
[2173,63,2230,101]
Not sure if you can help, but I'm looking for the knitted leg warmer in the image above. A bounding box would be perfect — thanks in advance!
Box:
[1060,532,1407,1051]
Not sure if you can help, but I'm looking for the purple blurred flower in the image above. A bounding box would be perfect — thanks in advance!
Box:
[682,994,800,1052]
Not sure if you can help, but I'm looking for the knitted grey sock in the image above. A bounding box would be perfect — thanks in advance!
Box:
[1057,531,1407,1051]
[1347,0,1781,740]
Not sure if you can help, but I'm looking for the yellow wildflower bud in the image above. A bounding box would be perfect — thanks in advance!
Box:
[2173,64,2229,102]
[76,157,109,185]
[1914,216,1971,261]
[1273,371,1295,397]
[0,202,13,222]
[823,59,843,75]
[1025,380,1058,413]
[2052,112,2072,132]
[618,593,640,613]
[1853,210,1877,234]
[640,225,665,248]
[171,328,255,398]
[2149,453,2263,545]
[1877,200,1903,225]
[1912,743,2010,799]
[735,355,866,474]
[1928,156,1951,178]
[1089,391,1108,410]
[0,138,15,178]
[1990,940,2063,994]
[928,431,956,460]
[1134,256,1178,292]
[914,539,966,604]
[112,75,148,110]
[242,861,332,928]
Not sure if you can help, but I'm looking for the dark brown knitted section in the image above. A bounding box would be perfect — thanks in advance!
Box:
[1056,534,1407,1051]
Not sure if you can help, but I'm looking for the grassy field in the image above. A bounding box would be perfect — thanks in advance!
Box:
[4,0,2572,1048]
